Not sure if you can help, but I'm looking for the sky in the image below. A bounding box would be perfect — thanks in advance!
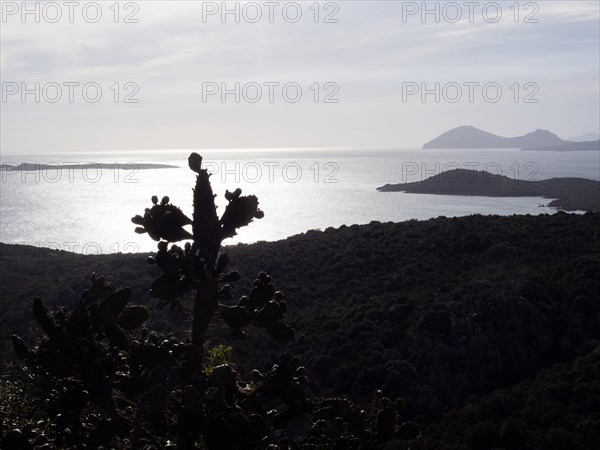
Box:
[1,0,599,155]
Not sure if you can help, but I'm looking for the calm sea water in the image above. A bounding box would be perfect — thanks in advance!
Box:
[1,148,598,254]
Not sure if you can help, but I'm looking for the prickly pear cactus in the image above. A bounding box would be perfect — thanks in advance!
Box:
[129,153,298,448]
[11,273,150,446]
[131,152,293,367]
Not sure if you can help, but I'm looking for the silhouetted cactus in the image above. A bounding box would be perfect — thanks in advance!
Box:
[129,153,300,448]
[10,273,149,446]
[131,152,283,372]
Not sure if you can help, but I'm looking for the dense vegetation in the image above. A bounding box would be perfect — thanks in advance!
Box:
[377,168,600,212]
[2,210,599,448]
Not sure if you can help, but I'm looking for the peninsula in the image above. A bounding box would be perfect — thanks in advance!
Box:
[377,169,600,212]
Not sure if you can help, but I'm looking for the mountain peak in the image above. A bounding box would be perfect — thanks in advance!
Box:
[531,129,553,134]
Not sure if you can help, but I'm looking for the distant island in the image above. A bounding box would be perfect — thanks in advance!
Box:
[377,169,600,212]
[423,126,600,151]
[567,132,600,142]
[422,126,567,149]
[522,140,600,152]
[0,162,178,171]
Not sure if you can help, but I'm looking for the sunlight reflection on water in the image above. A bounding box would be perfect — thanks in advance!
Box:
[1,148,598,254]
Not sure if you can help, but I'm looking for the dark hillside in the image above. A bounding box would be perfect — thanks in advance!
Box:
[1,212,599,448]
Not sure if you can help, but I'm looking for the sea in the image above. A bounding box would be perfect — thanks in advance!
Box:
[1,148,599,255]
